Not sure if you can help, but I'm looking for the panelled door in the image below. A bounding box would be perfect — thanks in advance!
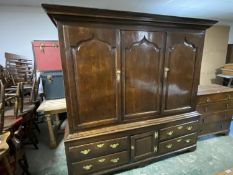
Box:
[121,30,165,120]
[131,131,158,161]
[62,25,120,130]
[162,31,204,114]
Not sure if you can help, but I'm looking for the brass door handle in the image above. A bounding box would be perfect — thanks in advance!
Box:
[164,67,170,78]
[116,70,121,81]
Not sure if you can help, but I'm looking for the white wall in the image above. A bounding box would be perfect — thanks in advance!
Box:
[0,5,58,65]
[229,24,233,44]
[200,25,230,85]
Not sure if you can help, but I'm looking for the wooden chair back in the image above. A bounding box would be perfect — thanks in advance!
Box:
[29,77,40,103]
[5,52,33,84]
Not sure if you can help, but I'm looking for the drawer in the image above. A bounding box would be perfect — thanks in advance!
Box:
[71,151,129,175]
[196,101,227,114]
[159,133,197,154]
[68,137,128,161]
[201,110,233,124]
[197,93,229,104]
[199,121,231,136]
[160,121,198,141]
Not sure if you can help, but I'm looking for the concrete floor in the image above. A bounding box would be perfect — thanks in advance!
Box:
[24,121,233,175]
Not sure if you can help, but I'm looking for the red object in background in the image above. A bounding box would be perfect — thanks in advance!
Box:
[32,40,62,71]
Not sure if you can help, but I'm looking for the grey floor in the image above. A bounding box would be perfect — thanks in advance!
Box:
[24,121,233,175]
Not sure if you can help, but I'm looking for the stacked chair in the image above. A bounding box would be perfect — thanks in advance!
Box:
[0,52,40,175]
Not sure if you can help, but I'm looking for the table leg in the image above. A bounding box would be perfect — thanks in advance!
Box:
[46,114,57,148]
[3,156,13,175]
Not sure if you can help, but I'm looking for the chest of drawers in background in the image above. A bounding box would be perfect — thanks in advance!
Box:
[197,84,233,136]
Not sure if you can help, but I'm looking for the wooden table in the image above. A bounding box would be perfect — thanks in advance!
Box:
[37,98,66,148]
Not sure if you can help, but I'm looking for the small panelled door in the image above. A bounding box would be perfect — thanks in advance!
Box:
[121,30,165,120]
[162,31,204,115]
[63,25,120,129]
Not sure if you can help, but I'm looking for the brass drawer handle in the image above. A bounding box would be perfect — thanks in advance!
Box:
[177,139,182,142]
[111,158,120,163]
[98,158,106,163]
[167,131,174,136]
[186,126,193,131]
[177,126,183,130]
[83,164,92,170]
[186,139,191,143]
[81,149,91,155]
[110,143,119,149]
[154,131,158,139]
[166,144,173,149]
[154,146,158,152]
[97,143,104,148]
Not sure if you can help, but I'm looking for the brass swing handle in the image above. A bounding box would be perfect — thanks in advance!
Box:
[164,67,170,78]
[116,70,121,81]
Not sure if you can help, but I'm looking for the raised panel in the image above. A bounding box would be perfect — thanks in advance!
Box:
[64,26,119,129]
[131,131,158,161]
[122,31,164,120]
[163,32,204,114]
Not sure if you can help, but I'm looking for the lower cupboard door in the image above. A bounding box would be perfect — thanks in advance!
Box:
[131,131,158,161]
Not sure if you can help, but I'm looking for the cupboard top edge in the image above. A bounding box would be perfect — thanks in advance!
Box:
[42,3,217,30]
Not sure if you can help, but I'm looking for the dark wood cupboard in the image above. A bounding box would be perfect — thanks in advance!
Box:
[197,84,233,136]
[43,4,217,175]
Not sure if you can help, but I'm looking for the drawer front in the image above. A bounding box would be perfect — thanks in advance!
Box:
[71,151,129,175]
[68,137,128,161]
[199,121,231,136]
[197,93,229,104]
[159,133,197,154]
[202,110,233,124]
[160,121,198,141]
[196,101,227,114]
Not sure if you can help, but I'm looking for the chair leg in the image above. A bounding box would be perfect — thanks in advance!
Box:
[33,121,40,133]
[19,154,30,175]
[29,134,38,149]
